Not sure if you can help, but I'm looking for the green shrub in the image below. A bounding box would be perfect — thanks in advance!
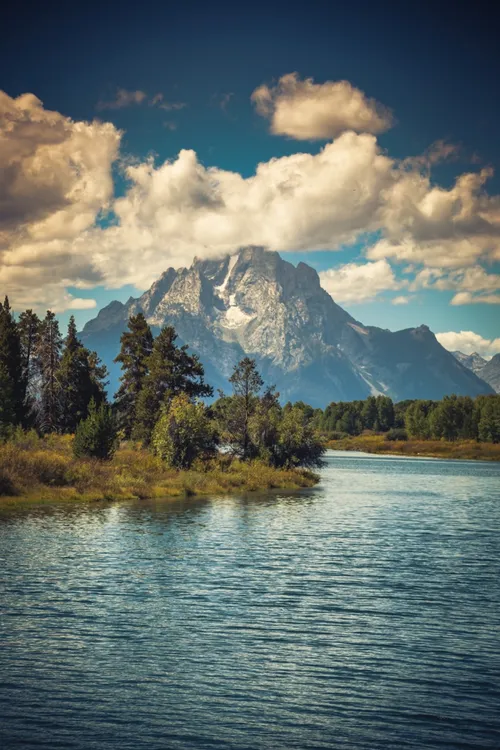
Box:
[385,428,408,441]
[73,400,118,460]
[152,394,218,469]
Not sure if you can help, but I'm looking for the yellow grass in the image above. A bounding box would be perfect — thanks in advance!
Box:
[0,433,319,504]
[326,434,500,461]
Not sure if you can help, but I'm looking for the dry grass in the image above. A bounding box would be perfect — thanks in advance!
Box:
[326,434,500,461]
[0,432,318,503]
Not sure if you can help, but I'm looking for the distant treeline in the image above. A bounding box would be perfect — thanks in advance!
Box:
[311,394,500,443]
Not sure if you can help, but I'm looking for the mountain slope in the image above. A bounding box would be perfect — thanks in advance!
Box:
[453,351,500,394]
[81,246,494,406]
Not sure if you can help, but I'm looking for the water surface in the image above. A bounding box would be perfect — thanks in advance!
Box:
[1,451,500,749]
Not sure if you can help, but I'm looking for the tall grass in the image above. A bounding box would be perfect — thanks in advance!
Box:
[0,431,318,503]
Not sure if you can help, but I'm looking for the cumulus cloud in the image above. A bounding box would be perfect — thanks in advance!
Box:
[436,330,500,358]
[2,84,500,313]
[392,295,410,305]
[0,90,121,310]
[450,291,500,305]
[319,260,401,303]
[251,73,394,140]
[367,167,500,268]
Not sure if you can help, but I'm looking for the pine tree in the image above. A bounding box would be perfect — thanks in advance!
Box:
[58,316,104,433]
[0,296,24,426]
[218,358,264,460]
[114,313,154,438]
[73,399,118,459]
[134,325,213,444]
[36,311,63,433]
[17,309,41,424]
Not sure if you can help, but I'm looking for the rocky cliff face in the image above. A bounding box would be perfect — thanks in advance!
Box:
[81,246,494,406]
[453,351,500,393]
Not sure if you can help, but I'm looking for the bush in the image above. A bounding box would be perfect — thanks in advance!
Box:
[385,428,408,441]
[73,400,118,460]
[152,394,218,469]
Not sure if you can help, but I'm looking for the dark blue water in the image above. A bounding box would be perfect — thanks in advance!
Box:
[1,451,500,749]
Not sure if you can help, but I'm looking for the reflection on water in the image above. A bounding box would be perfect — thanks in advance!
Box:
[1,451,500,749]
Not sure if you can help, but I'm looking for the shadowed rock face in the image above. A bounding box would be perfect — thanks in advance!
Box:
[454,351,500,394]
[81,246,494,406]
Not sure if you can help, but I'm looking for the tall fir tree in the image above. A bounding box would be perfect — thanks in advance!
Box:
[114,313,154,438]
[36,310,63,433]
[58,316,107,433]
[18,309,41,424]
[134,325,213,444]
[0,296,24,426]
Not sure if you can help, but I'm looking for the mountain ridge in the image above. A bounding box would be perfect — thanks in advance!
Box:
[81,246,493,406]
[453,351,500,393]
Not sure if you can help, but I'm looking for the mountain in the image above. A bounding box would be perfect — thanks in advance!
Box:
[81,246,494,406]
[452,351,488,374]
[453,351,500,393]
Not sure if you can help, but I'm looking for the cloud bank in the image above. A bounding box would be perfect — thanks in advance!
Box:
[0,83,499,320]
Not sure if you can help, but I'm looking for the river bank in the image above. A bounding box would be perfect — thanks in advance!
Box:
[326,434,500,461]
[0,434,319,504]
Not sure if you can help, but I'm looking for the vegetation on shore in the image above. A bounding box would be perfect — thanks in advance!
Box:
[326,433,500,461]
[0,300,324,502]
[0,431,318,504]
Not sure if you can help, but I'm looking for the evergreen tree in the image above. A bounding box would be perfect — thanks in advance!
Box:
[73,399,118,459]
[134,325,213,444]
[36,311,63,433]
[17,309,41,423]
[0,364,15,438]
[58,317,106,433]
[362,396,378,430]
[0,297,24,425]
[114,313,153,438]
[376,396,395,432]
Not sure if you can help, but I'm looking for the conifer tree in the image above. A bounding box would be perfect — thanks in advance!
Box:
[216,357,264,459]
[134,325,213,444]
[36,311,63,433]
[58,316,104,433]
[0,297,24,425]
[114,313,154,438]
[18,309,41,422]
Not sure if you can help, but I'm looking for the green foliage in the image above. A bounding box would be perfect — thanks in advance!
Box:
[114,313,154,438]
[0,297,25,427]
[151,394,217,468]
[59,317,108,433]
[134,325,212,445]
[35,310,63,433]
[477,397,500,443]
[385,427,408,441]
[17,309,41,424]
[272,405,325,469]
[73,400,118,460]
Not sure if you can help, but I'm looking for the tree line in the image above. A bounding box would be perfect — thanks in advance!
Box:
[314,393,500,443]
[0,299,108,437]
[0,303,324,469]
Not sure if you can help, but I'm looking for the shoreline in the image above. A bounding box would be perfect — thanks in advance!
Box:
[326,435,500,462]
[0,437,319,505]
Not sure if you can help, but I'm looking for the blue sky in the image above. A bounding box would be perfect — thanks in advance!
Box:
[2,0,499,355]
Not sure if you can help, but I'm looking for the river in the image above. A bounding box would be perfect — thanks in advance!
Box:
[1,450,499,749]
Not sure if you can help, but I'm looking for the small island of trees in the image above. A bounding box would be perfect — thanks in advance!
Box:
[0,300,323,501]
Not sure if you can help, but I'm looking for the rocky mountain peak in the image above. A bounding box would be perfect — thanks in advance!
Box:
[81,247,495,405]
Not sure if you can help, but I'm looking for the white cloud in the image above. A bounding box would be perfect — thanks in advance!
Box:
[2,84,500,314]
[367,167,500,268]
[251,73,393,140]
[0,90,121,310]
[392,295,410,305]
[319,260,401,303]
[436,330,500,358]
[450,291,500,305]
